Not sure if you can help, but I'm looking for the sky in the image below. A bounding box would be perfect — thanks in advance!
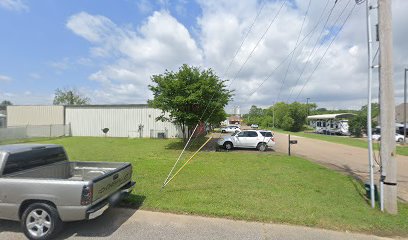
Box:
[0,0,407,113]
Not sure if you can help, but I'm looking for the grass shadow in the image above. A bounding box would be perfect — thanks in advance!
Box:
[165,136,213,152]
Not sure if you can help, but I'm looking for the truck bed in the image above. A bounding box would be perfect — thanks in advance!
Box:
[5,161,130,181]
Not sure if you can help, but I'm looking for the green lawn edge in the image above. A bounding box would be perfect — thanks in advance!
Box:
[2,136,408,237]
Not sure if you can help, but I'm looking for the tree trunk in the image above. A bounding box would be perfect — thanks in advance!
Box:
[181,124,187,143]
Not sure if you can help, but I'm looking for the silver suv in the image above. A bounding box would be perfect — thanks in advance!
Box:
[217,130,275,151]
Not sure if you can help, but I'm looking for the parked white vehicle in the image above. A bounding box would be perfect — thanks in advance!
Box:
[372,133,404,143]
[250,124,259,129]
[217,130,275,151]
[221,125,241,133]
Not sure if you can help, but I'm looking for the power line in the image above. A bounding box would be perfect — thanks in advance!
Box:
[294,2,357,102]
[162,0,271,188]
[165,0,288,188]
[247,1,333,99]
[187,0,287,134]
[285,0,347,103]
[222,0,266,78]
[228,0,287,85]
[275,0,314,103]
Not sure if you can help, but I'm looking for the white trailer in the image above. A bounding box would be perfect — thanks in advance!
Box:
[307,113,356,136]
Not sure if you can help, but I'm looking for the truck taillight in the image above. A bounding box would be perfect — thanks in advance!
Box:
[81,185,93,206]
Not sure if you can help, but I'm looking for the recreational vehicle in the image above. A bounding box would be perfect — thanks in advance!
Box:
[307,113,355,136]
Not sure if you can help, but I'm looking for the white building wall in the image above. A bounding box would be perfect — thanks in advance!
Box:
[7,106,64,127]
[65,105,182,138]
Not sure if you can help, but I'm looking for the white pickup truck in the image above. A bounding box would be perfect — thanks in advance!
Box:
[0,144,135,240]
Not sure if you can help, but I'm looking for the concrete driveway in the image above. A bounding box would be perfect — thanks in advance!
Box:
[273,132,408,202]
[0,208,393,240]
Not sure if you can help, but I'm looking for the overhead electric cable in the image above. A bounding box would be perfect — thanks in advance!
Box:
[275,0,313,103]
[222,0,266,78]
[285,0,347,103]
[294,2,357,101]
[228,0,287,86]
[247,1,333,99]
[161,0,270,188]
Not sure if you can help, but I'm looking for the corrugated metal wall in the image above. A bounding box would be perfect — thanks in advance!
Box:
[65,105,182,138]
[7,106,65,127]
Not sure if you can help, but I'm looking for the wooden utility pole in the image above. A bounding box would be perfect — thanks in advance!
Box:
[378,0,397,214]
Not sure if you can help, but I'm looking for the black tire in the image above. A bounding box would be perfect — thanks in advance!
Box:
[257,143,267,152]
[223,142,233,150]
[21,203,63,240]
[398,138,404,143]
[221,130,226,133]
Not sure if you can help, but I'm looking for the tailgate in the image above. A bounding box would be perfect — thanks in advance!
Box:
[92,163,132,203]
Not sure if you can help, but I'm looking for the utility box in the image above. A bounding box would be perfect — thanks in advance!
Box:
[364,183,378,201]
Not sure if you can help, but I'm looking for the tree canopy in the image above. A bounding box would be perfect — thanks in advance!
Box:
[148,64,233,140]
[244,102,309,131]
[0,100,12,111]
[53,88,90,105]
[349,103,379,137]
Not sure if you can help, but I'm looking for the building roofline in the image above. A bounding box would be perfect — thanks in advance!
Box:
[65,104,149,108]
[8,104,149,108]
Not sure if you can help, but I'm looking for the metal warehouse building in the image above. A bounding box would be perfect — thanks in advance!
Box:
[7,105,64,127]
[6,105,182,138]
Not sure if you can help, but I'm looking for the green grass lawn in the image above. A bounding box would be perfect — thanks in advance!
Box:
[272,128,408,156]
[3,137,408,236]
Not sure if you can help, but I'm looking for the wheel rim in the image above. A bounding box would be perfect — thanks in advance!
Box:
[259,144,266,151]
[26,209,51,238]
[225,143,232,150]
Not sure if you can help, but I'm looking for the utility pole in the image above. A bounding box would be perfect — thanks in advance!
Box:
[378,0,397,214]
[365,0,375,209]
[404,68,408,144]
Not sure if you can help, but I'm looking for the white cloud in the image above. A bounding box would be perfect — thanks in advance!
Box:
[67,10,202,104]
[0,74,12,82]
[62,0,408,111]
[0,0,28,12]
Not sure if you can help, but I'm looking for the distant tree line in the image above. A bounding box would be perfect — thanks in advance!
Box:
[243,102,368,133]
[244,102,311,132]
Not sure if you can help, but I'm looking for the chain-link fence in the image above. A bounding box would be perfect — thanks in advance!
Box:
[0,124,70,142]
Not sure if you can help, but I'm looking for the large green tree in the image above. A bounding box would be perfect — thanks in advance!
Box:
[53,88,90,105]
[148,64,233,141]
[246,102,309,131]
[349,103,379,137]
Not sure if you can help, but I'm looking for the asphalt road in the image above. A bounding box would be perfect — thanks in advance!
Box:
[273,132,408,202]
[0,208,393,240]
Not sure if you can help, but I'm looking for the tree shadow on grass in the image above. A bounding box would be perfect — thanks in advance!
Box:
[165,136,215,152]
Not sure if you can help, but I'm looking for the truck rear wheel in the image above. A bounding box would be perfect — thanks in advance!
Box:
[21,203,62,240]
